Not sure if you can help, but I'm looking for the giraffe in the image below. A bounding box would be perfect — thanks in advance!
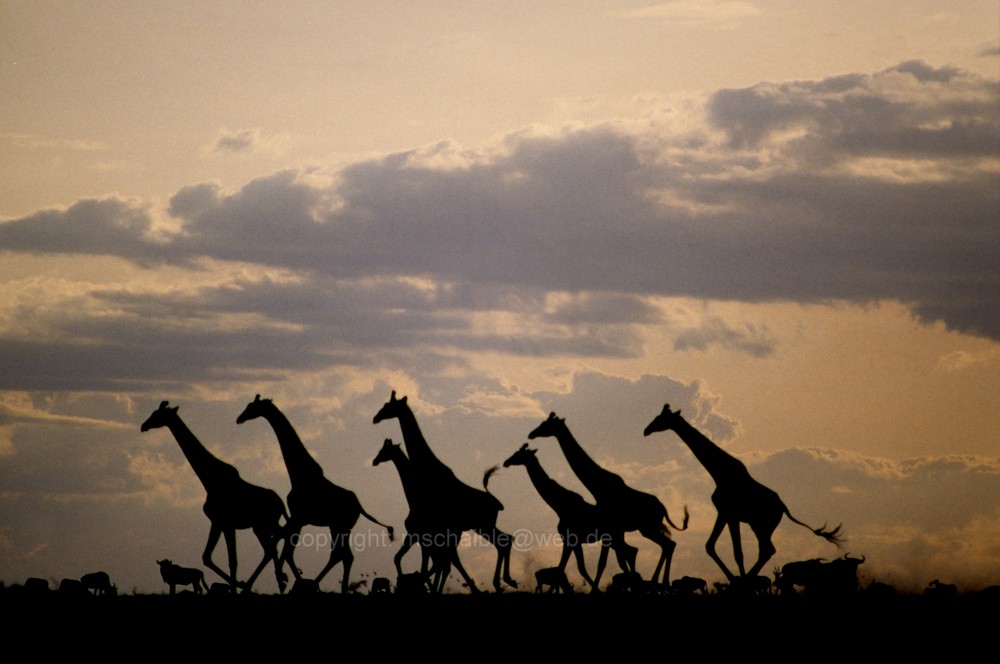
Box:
[373,391,518,592]
[503,443,637,593]
[236,395,395,593]
[140,401,289,593]
[373,438,478,593]
[527,412,688,588]
[643,403,843,581]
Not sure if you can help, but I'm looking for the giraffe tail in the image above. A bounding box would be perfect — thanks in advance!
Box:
[361,508,396,542]
[784,508,845,546]
[664,504,690,532]
[483,465,500,491]
[482,466,506,511]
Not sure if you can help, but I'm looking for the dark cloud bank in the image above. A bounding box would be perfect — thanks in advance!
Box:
[0,60,997,394]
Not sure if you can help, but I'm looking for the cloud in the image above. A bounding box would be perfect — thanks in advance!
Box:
[0,60,997,401]
[0,392,130,429]
[207,128,286,156]
[620,1,761,28]
[0,198,160,260]
[0,132,109,152]
[212,130,257,154]
[935,348,1000,372]
[529,371,741,469]
[672,316,776,357]
[709,60,997,157]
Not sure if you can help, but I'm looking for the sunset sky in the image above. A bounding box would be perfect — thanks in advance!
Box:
[1,1,998,595]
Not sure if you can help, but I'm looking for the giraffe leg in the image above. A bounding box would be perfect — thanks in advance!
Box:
[281,522,305,581]
[490,530,504,592]
[419,544,435,591]
[339,547,355,594]
[270,528,289,593]
[223,528,240,587]
[244,527,282,593]
[747,522,779,578]
[590,543,610,593]
[477,527,516,592]
[706,514,737,581]
[647,529,676,587]
[427,545,452,593]
[445,546,481,594]
[501,529,518,589]
[419,541,432,576]
[728,520,746,577]
[270,531,288,593]
[394,533,417,577]
[570,543,597,592]
[315,532,353,590]
[201,524,237,586]
[614,540,638,574]
[558,539,574,571]
[495,528,519,591]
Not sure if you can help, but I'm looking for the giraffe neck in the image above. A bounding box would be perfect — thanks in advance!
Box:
[164,416,239,490]
[521,456,582,515]
[551,424,621,498]
[259,405,325,486]
[383,451,420,507]
[395,405,449,472]
[670,415,748,485]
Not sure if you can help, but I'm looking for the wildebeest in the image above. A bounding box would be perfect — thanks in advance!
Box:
[775,554,865,597]
[157,559,209,595]
[732,574,772,595]
[395,572,430,594]
[80,571,116,596]
[370,577,391,594]
[774,559,824,595]
[58,578,89,597]
[24,577,50,594]
[209,582,234,596]
[534,567,573,594]
[865,580,897,597]
[608,571,643,593]
[289,578,320,595]
[924,579,958,598]
[670,576,708,596]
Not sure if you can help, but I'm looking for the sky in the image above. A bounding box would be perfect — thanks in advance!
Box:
[0,1,998,595]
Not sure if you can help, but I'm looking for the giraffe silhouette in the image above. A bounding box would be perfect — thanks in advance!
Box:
[503,443,637,593]
[236,395,395,593]
[528,412,688,588]
[373,391,518,592]
[643,403,843,581]
[140,401,289,593]
[373,438,478,593]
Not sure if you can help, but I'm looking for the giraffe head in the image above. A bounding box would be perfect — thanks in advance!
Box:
[373,390,408,425]
[236,394,273,425]
[527,412,565,440]
[141,401,179,432]
[503,443,537,468]
[373,438,403,466]
[643,403,683,437]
